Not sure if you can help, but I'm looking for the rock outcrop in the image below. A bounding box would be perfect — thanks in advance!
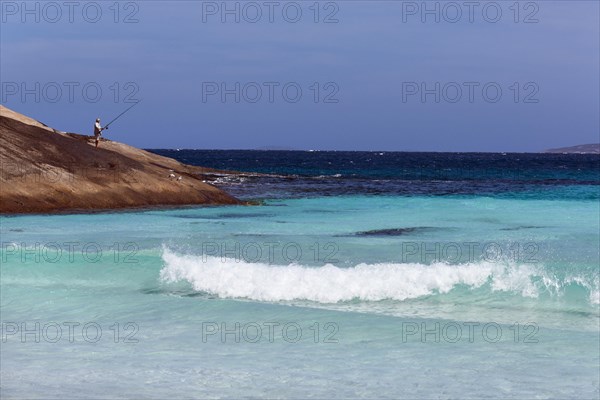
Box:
[0,106,241,214]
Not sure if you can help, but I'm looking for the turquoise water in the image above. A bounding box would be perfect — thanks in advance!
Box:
[1,193,598,398]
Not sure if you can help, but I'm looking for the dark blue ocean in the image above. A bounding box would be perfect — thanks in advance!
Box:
[151,150,600,200]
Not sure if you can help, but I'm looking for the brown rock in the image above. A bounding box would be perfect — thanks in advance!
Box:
[0,106,242,214]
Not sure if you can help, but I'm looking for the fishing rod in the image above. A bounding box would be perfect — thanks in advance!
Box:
[104,100,141,129]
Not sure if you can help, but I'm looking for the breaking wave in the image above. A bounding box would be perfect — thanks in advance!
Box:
[159,248,599,306]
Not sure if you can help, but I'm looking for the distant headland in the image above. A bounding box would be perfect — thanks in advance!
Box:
[545,144,600,154]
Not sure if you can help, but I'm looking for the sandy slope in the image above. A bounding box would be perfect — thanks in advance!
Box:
[0,106,241,214]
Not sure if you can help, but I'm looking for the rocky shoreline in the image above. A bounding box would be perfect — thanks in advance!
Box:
[0,106,243,214]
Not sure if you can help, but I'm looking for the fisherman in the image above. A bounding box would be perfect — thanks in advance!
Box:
[92,102,140,148]
[93,118,108,148]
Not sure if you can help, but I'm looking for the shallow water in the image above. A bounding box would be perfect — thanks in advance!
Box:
[1,152,598,398]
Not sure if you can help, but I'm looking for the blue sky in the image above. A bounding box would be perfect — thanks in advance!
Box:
[1,1,598,151]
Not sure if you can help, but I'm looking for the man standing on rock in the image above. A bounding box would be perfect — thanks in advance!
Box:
[93,118,108,148]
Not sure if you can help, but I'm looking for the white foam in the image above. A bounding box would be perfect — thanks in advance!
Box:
[160,248,551,303]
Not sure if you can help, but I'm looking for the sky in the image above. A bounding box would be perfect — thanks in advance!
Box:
[1,0,599,151]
